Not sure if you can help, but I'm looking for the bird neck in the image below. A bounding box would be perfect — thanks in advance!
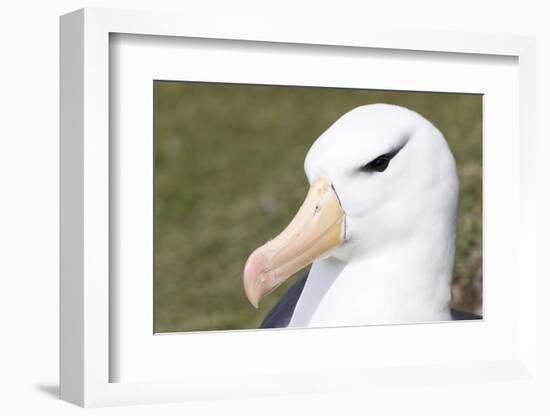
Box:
[288,233,455,327]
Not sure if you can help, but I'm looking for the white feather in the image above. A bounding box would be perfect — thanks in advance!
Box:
[289,104,459,327]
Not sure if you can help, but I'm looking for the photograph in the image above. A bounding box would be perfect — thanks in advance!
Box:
[153,81,482,333]
[12,1,538,412]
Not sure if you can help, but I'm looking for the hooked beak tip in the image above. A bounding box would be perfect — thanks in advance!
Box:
[243,248,268,308]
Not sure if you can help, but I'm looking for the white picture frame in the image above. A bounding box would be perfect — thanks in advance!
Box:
[60,7,538,408]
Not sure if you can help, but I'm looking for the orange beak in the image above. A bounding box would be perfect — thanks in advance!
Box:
[243,176,346,307]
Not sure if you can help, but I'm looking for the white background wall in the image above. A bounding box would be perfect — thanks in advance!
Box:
[1,1,548,414]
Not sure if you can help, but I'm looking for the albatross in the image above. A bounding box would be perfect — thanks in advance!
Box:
[243,103,481,328]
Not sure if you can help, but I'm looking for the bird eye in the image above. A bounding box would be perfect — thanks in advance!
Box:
[361,154,391,173]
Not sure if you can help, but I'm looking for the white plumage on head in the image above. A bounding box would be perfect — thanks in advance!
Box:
[290,104,459,327]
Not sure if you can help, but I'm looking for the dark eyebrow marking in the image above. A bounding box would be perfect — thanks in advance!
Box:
[358,141,407,173]
[383,141,407,160]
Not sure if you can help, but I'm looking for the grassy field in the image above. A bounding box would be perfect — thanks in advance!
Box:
[154,82,482,333]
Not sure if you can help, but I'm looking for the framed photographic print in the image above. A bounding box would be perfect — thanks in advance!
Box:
[152,81,483,333]
[60,8,538,408]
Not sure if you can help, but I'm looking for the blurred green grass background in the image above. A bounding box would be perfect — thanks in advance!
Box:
[154,81,482,333]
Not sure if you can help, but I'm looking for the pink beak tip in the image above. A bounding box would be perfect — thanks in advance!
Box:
[243,248,269,307]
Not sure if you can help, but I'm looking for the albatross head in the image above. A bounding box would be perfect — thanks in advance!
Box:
[244,104,459,310]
